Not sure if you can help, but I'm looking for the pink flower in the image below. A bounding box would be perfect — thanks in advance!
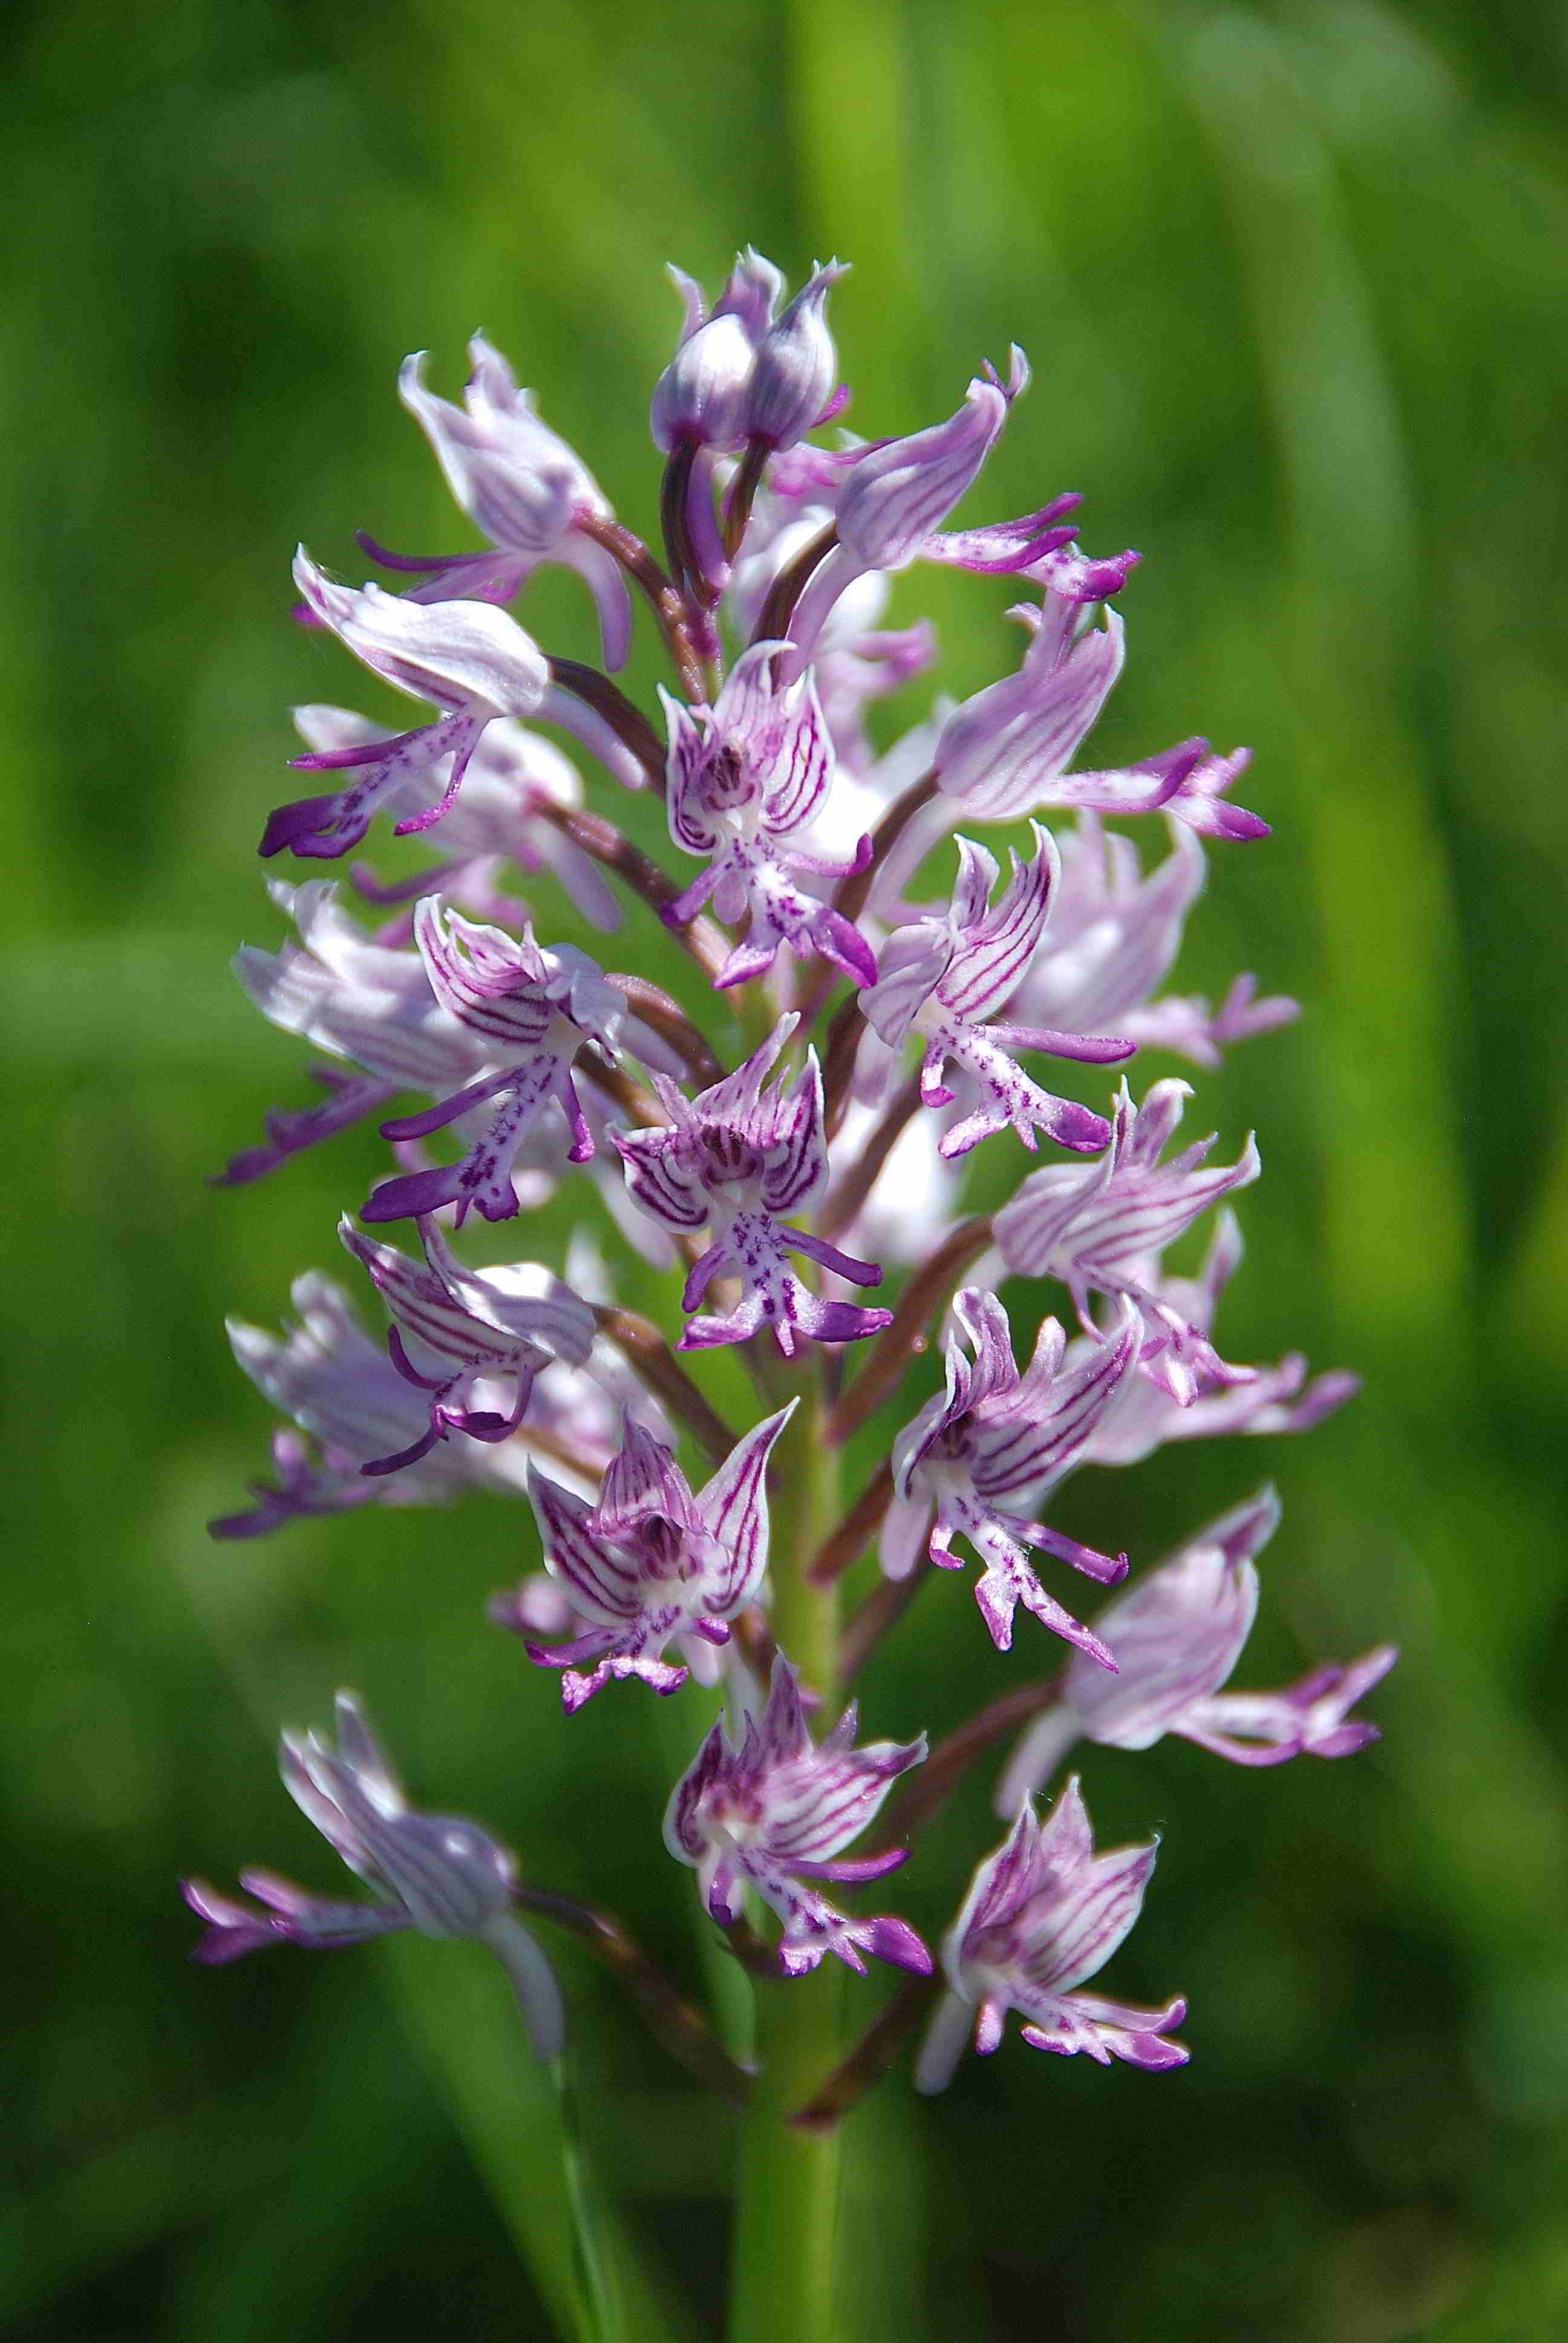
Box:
[915,1777,1187,2090]
[996,1490,1398,1806]
[665,1659,930,1978]
[861,825,1134,1158]
[884,1288,1140,1659]
[520,1406,794,1708]
[614,1018,891,1356]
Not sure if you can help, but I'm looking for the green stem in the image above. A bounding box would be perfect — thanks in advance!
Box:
[734,972,783,1067]
[728,1369,843,2343]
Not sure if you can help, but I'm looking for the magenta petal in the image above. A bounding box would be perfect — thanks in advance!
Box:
[361,1163,469,1222]
[259,794,368,860]
[864,1917,933,1973]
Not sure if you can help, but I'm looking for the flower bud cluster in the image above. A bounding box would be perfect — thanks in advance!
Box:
[651,252,848,456]
[192,247,1393,2124]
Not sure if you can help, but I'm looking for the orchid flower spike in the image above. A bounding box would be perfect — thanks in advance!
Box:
[204,243,1393,2137]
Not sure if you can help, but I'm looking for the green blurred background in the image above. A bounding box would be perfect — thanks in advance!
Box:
[5,0,1566,2333]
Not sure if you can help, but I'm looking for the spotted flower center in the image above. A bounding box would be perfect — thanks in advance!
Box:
[701,739,757,816]
[636,1516,692,1578]
[697,1131,768,1194]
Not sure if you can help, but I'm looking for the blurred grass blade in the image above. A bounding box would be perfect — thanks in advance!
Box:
[379,1936,700,2343]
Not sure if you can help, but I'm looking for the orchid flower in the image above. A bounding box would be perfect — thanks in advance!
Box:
[184,1693,564,2058]
[861,824,1134,1158]
[521,1406,794,1708]
[665,1658,931,1978]
[614,1018,891,1355]
[915,1777,1186,2090]
[884,1288,1141,1660]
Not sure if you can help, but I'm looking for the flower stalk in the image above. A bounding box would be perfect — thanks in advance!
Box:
[729,1365,845,2343]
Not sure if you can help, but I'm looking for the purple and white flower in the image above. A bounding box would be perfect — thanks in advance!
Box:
[935,591,1267,839]
[1006,814,1298,1067]
[1073,1213,1360,1468]
[202,243,1396,2124]
[996,1489,1397,1806]
[393,335,632,669]
[264,555,647,863]
[860,825,1135,1159]
[215,1273,521,1533]
[341,1216,594,1474]
[833,350,1034,574]
[993,1079,1262,1403]
[220,879,491,1185]
[520,1405,794,1708]
[783,349,1053,672]
[614,1017,892,1355]
[290,704,620,931]
[884,1288,1140,1660]
[184,1693,565,2057]
[661,641,876,987]
[914,1777,1187,2089]
[364,901,626,1224]
[213,1260,662,1538]
[665,1657,931,1978]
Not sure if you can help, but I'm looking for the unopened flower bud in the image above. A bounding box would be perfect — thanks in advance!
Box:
[713,246,783,341]
[651,312,757,454]
[743,260,848,451]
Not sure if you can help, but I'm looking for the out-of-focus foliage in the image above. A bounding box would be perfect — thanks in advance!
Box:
[4,0,1565,2334]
